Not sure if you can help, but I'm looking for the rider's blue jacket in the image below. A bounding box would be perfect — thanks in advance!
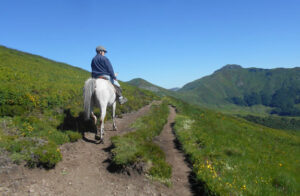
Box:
[91,54,116,80]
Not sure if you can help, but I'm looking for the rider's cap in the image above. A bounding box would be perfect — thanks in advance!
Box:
[96,46,107,53]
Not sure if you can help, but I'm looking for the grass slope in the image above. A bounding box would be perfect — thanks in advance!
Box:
[167,97,300,195]
[0,45,158,168]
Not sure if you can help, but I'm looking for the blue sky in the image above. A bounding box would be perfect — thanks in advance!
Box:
[1,0,300,88]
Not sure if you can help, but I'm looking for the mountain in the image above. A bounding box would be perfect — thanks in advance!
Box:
[178,64,300,116]
[127,78,177,97]
[169,87,180,91]
[128,65,300,116]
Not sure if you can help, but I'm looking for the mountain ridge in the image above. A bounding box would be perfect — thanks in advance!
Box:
[128,64,300,116]
[178,64,300,115]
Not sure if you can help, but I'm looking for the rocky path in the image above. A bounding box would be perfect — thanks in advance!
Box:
[0,104,194,196]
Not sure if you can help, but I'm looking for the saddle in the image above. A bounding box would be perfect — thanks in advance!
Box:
[98,76,109,80]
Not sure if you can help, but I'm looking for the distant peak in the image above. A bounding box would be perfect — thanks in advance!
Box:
[222,64,242,69]
[214,64,243,74]
[169,87,180,91]
[130,77,143,81]
[128,78,146,82]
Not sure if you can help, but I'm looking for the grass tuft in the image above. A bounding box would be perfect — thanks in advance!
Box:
[66,130,82,142]
[111,102,172,184]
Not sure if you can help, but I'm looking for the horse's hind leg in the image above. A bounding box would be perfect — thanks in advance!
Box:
[94,111,101,141]
[95,105,107,143]
[112,102,118,131]
[91,112,98,139]
[91,112,97,125]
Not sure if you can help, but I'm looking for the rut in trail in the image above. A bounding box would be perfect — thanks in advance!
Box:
[1,103,194,196]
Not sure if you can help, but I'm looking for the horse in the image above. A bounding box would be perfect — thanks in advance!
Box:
[83,78,118,143]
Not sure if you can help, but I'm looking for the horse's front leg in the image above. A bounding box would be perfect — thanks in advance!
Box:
[112,102,118,131]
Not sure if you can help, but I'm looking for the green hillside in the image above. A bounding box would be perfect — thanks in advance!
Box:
[167,97,300,195]
[128,71,300,130]
[178,64,300,116]
[0,45,157,167]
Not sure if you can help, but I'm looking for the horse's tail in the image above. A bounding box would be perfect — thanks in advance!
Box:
[83,78,96,120]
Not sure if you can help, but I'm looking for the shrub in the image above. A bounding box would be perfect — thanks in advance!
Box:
[66,130,82,142]
[111,136,139,165]
[10,152,27,164]
[30,142,62,168]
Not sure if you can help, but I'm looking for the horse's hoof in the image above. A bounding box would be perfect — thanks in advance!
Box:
[95,135,101,140]
[95,138,104,144]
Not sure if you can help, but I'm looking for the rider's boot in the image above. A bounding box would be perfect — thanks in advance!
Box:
[114,85,128,105]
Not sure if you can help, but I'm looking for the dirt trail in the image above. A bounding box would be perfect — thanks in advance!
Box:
[154,106,192,196]
[1,104,194,196]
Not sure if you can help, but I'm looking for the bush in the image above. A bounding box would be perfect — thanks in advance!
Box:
[66,130,82,142]
[242,115,300,131]
[10,153,27,164]
[30,142,62,168]
[111,136,139,165]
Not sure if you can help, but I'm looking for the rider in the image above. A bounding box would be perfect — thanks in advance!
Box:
[91,46,128,104]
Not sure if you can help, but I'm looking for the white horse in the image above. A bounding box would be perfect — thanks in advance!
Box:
[83,78,117,142]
